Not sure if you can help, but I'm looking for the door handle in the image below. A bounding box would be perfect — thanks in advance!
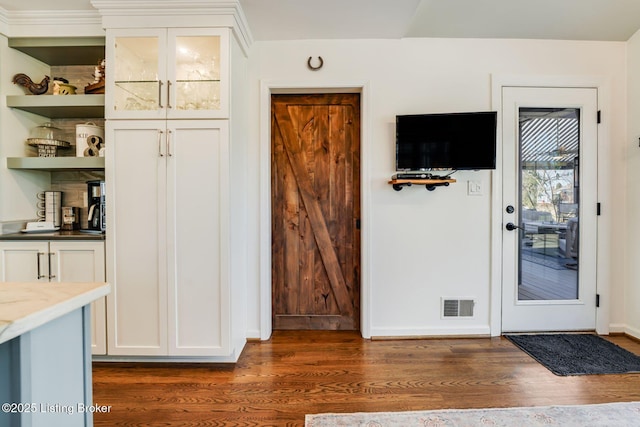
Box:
[158,130,165,157]
[167,80,172,109]
[505,222,522,231]
[158,80,164,109]
[48,252,55,280]
[37,252,45,279]
[167,129,173,157]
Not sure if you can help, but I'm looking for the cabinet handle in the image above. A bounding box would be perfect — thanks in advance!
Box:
[167,80,172,109]
[36,252,45,279]
[158,130,165,157]
[167,130,173,157]
[158,80,164,109]
[48,252,55,280]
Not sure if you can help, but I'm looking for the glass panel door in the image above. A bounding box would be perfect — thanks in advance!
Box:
[501,86,597,333]
[518,108,579,301]
[173,35,221,111]
[113,36,161,113]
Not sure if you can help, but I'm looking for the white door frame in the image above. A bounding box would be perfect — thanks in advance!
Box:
[258,80,372,340]
[490,74,611,336]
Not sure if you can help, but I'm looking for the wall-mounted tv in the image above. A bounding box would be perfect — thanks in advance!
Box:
[395,111,497,171]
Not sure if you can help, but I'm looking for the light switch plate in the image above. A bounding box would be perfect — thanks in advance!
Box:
[468,180,483,196]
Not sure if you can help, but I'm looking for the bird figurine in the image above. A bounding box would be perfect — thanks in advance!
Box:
[12,73,50,95]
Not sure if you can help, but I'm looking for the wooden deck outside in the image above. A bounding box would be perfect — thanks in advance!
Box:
[518,232,578,300]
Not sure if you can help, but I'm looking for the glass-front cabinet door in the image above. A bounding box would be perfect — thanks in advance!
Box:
[107,29,166,119]
[168,28,227,117]
[106,28,229,120]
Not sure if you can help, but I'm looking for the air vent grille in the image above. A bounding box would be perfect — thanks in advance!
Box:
[442,298,475,318]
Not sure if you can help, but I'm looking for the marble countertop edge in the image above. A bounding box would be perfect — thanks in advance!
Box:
[0,282,111,345]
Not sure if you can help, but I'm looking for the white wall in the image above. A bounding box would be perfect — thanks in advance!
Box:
[246,37,627,338]
[626,31,640,339]
[0,23,630,338]
[0,34,51,225]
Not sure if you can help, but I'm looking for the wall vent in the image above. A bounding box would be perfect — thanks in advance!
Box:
[442,298,475,318]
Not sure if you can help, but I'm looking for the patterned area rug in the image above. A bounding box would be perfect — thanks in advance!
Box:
[305,402,640,426]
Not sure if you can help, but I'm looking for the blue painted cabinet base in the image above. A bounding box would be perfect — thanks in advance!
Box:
[0,306,94,427]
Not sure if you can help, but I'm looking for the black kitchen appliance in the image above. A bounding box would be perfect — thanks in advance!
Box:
[87,180,106,232]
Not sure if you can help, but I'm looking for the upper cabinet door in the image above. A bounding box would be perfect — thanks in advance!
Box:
[106,28,229,120]
[167,28,229,120]
[106,28,167,120]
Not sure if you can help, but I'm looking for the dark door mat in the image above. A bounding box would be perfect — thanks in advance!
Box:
[505,333,640,376]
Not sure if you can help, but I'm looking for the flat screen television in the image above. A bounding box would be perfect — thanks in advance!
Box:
[395,111,497,171]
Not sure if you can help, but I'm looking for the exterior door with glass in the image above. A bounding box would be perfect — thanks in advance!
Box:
[502,86,598,332]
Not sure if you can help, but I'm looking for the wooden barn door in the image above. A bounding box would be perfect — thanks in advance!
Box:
[271,93,361,330]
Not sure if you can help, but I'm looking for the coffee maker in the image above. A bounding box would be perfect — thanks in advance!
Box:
[87,180,106,232]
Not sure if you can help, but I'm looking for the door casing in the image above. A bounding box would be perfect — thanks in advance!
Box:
[258,81,372,340]
[501,87,597,331]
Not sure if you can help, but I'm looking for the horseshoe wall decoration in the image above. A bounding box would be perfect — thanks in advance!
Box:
[307,56,324,71]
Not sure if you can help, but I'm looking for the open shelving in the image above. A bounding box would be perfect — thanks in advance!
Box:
[8,37,105,66]
[6,36,106,173]
[389,178,456,191]
[6,94,105,118]
[6,157,105,172]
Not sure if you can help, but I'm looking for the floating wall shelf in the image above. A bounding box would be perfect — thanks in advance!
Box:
[7,157,105,172]
[8,37,106,66]
[6,95,105,119]
[389,178,456,191]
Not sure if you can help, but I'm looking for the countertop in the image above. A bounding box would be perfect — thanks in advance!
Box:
[0,230,105,241]
[0,282,110,344]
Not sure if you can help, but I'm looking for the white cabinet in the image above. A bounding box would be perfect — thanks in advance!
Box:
[97,3,248,360]
[0,241,48,283]
[105,28,229,120]
[106,120,230,357]
[0,240,107,355]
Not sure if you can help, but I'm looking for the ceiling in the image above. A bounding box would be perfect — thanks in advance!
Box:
[1,0,640,42]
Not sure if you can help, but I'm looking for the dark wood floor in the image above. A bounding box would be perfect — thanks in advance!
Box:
[92,331,640,426]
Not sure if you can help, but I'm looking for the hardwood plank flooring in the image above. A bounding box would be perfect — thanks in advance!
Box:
[92,331,640,426]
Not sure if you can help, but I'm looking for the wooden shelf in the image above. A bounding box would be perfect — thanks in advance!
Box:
[389,178,456,191]
[8,37,105,66]
[6,94,105,118]
[7,157,104,171]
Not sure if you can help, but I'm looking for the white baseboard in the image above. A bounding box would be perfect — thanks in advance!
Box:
[370,325,491,339]
[624,325,640,340]
[92,351,241,363]
[608,323,627,334]
[607,323,640,340]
